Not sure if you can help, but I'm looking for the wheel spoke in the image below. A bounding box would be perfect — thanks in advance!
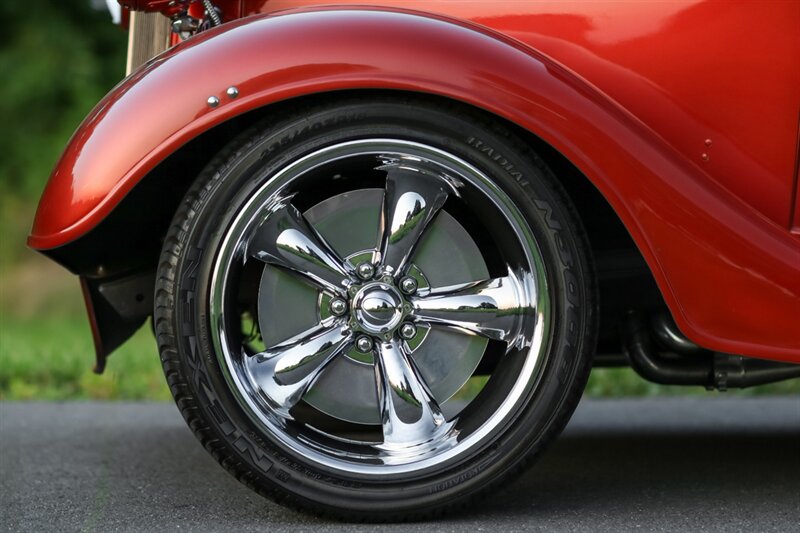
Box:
[374,338,446,447]
[412,272,533,348]
[248,199,351,293]
[375,167,450,276]
[245,322,352,417]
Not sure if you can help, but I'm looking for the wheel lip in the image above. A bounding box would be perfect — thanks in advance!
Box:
[209,138,552,477]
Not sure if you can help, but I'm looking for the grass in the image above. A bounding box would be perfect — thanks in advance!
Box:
[585,367,800,397]
[0,317,170,401]
[0,239,172,401]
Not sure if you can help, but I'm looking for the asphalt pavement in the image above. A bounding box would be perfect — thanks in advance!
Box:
[1,397,798,532]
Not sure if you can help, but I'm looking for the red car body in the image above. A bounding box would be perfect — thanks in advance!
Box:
[30,0,800,363]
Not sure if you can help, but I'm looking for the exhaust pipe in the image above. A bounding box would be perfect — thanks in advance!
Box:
[624,311,800,390]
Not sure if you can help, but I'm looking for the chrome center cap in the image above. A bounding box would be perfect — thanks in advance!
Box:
[352,282,404,334]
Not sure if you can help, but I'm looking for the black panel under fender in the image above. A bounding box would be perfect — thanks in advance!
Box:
[81,271,155,373]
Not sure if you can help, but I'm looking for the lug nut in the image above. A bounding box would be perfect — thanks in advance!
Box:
[329,297,347,316]
[357,262,375,280]
[356,335,374,353]
[399,276,418,295]
[399,323,417,340]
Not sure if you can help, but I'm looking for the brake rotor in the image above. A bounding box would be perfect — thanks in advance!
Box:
[257,189,489,424]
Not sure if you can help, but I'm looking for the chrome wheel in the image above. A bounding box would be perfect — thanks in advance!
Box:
[210,139,550,474]
[158,98,596,518]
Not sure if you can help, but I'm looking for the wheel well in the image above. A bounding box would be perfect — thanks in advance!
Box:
[53,89,662,360]
[505,121,665,356]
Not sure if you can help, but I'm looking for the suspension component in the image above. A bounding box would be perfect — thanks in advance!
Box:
[201,0,222,26]
[171,14,200,36]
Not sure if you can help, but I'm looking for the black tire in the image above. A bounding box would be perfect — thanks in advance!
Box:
[154,95,597,521]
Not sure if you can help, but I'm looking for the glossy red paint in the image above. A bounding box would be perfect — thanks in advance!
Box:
[793,125,800,237]
[248,0,800,228]
[29,6,800,361]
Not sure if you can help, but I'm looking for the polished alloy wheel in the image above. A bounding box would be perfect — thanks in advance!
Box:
[210,139,548,472]
[156,98,595,519]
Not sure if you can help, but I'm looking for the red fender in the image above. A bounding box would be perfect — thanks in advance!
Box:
[28,8,800,360]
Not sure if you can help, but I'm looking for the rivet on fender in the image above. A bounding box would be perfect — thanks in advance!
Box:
[206,96,220,108]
